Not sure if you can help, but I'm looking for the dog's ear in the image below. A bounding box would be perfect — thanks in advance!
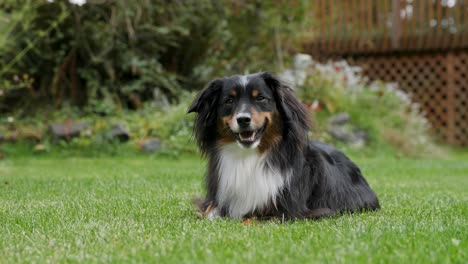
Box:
[188,79,222,114]
[188,79,223,154]
[261,72,311,130]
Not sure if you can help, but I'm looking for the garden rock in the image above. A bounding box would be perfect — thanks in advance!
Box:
[329,112,350,126]
[109,124,130,142]
[139,138,162,153]
[19,127,43,142]
[49,122,88,141]
[34,144,47,152]
[328,113,368,147]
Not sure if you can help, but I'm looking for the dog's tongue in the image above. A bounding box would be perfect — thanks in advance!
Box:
[239,131,256,142]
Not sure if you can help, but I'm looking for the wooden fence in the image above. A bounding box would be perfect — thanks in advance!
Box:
[352,52,467,146]
[306,0,468,55]
[304,0,468,146]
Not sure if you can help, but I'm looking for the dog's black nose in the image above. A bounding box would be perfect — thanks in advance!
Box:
[237,116,251,127]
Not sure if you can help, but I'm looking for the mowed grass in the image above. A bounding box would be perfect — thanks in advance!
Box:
[0,153,467,263]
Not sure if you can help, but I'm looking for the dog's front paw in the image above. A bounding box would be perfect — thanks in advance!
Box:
[193,198,220,220]
[205,205,220,220]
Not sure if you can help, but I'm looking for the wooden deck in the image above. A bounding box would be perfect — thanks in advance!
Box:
[303,1,468,146]
[305,0,468,55]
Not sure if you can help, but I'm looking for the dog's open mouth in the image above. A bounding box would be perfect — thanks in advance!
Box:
[238,130,257,142]
[233,120,268,147]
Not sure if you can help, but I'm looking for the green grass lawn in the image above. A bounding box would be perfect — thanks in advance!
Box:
[1,153,467,263]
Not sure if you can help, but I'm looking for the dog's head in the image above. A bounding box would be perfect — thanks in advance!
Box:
[188,72,310,154]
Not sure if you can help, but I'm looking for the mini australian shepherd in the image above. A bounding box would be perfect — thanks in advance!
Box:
[188,72,379,220]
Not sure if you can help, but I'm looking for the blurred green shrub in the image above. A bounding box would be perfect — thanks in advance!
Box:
[0,97,197,157]
[298,61,444,158]
[0,0,310,114]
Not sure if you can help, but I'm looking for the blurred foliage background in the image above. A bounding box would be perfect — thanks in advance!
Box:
[0,0,447,158]
[0,0,309,114]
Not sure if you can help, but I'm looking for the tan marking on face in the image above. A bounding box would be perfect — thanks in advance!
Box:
[222,115,234,128]
[251,107,270,127]
[252,89,259,97]
[258,112,282,153]
[249,107,281,153]
[230,89,237,97]
[218,116,236,145]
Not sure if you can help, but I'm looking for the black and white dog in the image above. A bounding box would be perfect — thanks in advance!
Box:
[188,72,379,220]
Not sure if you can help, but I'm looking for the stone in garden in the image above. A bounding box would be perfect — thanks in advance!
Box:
[329,112,350,126]
[19,127,43,142]
[328,113,369,147]
[109,124,130,142]
[328,125,353,142]
[34,144,47,152]
[139,138,162,153]
[329,125,368,147]
[49,122,88,141]
[352,129,369,143]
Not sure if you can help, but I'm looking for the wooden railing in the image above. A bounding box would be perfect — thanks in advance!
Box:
[305,0,468,55]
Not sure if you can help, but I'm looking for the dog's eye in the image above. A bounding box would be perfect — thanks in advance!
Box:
[224,98,234,105]
[256,96,267,102]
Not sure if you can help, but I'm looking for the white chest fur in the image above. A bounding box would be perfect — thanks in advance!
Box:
[216,144,286,218]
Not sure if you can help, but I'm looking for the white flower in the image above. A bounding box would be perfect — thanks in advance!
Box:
[7,116,14,123]
[69,0,86,6]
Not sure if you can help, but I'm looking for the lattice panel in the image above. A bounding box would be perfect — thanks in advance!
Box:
[453,52,468,146]
[351,51,468,146]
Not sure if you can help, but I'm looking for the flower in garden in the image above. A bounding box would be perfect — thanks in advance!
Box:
[69,0,86,5]
[48,0,87,5]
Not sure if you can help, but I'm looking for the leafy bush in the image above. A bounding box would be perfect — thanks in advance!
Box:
[0,98,197,157]
[0,0,310,114]
[0,1,444,158]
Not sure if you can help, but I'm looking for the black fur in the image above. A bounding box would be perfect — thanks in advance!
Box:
[188,72,380,220]
[188,79,223,156]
